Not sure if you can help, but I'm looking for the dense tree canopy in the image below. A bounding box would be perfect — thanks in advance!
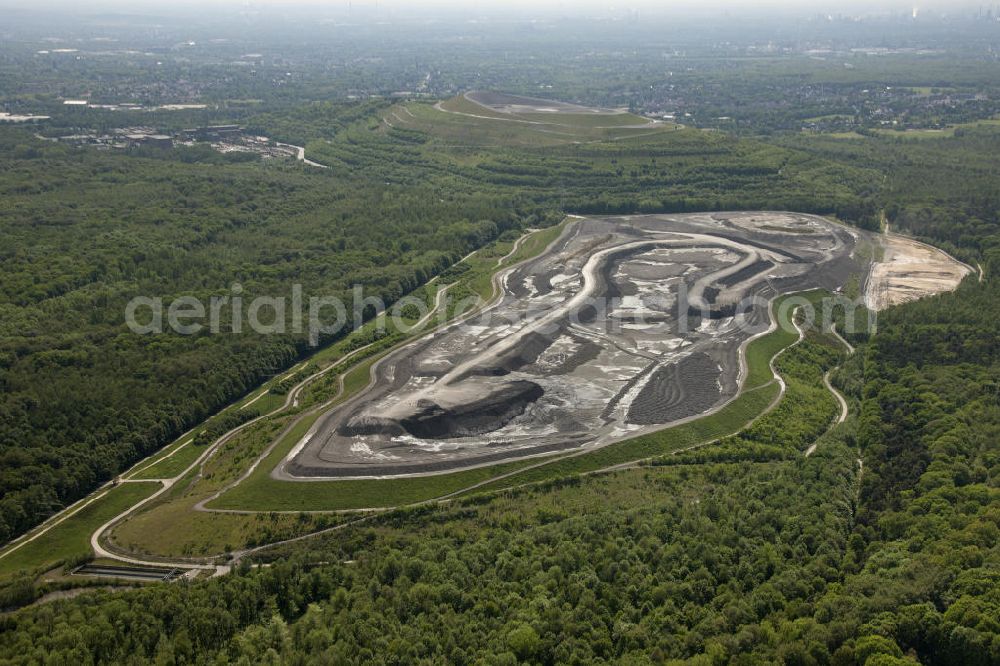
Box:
[1,78,998,665]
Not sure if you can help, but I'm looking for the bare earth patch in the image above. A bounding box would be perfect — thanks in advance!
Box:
[866,232,972,311]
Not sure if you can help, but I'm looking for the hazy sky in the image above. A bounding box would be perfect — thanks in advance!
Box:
[2,0,985,11]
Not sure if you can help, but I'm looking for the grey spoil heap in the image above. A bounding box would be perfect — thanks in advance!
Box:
[280,213,869,480]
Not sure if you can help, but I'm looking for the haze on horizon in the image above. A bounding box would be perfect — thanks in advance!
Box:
[0,0,988,14]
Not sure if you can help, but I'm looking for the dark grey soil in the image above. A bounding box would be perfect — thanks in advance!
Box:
[627,353,722,425]
[401,380,544,439]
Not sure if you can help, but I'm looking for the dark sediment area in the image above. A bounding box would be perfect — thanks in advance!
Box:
[462,331,556,378]
[627,353,722,425]
[687,302,749,319]
[527,334,603,376]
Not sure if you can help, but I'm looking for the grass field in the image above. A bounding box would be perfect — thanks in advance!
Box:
[108,494,339,559]
[442,94,655,129]
[241,392,286,416]
[517,112,652,127]
[129,442,206,480]
[803,118,1000,141]
[872,127,956,139]
[437,94,512,120]
[0,482,160,579]
[803,114,854,123]
[507,224,567,263]
[211,455,540,512]
[121,434,191,476]
[744,310,801,388]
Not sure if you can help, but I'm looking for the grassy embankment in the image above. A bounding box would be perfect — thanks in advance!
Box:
[0,482,160,579]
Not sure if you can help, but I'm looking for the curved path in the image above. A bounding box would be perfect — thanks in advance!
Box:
[830,322,855,355]
[825,372,850,425]
[0,486,114,564]
[89,480,221,572]
[433,100,545,125]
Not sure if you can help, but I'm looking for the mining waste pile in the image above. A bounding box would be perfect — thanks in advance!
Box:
[279,213,869,479]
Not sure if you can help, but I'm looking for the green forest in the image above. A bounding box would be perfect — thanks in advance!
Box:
[1,271,997,663]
